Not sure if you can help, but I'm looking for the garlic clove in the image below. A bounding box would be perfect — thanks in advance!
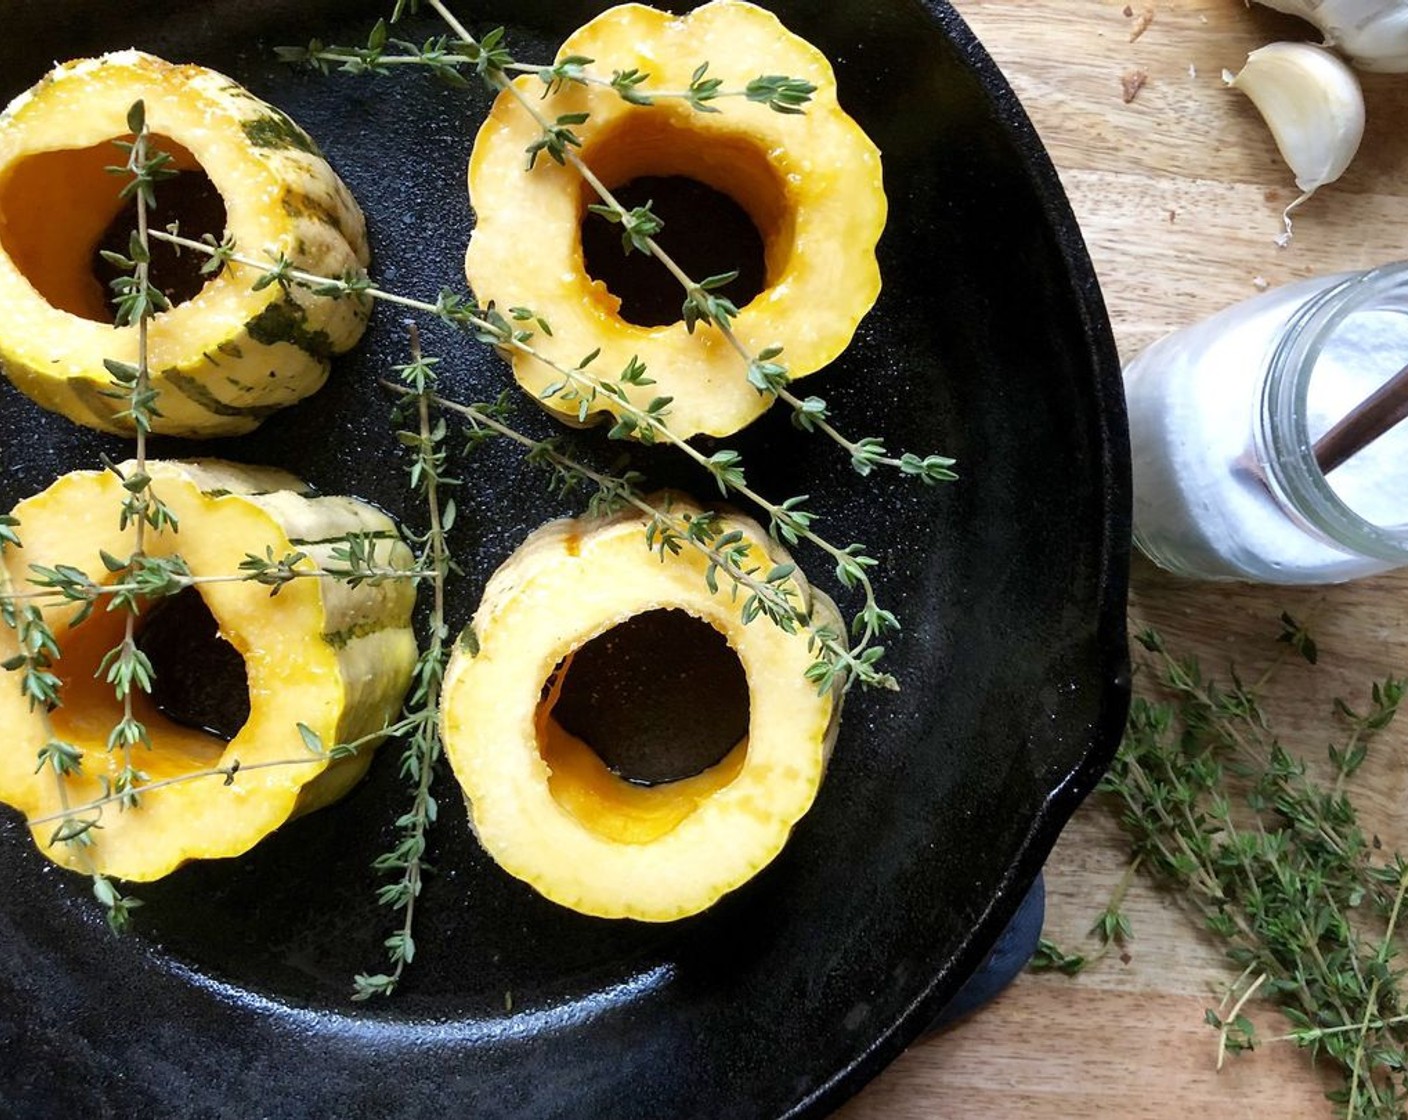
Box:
[1224,42,1366,243]
[1333,6,1408,73]
[1252,0,1408,73]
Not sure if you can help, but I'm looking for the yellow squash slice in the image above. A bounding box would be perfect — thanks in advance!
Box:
[465,0,886,439]
[441,495,844,921]
[0,460,417,881]
[0,51,370,437]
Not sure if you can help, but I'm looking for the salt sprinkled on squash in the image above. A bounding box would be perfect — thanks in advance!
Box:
[0,51,370,437]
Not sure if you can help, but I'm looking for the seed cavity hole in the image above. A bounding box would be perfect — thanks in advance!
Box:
[0,134,226,323]
[548,608,750,786]
[137,587,250,743]
[95,167,225,312]
[580,177,766,328]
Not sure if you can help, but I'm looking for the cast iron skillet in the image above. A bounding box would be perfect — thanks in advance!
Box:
[0,2,1131,1116]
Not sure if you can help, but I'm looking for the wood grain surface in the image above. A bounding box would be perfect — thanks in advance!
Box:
[842,2,1408,1117]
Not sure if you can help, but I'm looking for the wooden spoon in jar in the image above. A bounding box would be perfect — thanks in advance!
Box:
[1314,361,1408,476]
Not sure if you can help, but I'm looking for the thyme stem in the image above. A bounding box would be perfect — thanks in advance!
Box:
[353,324,454,1000]
[1266,1013,1408,1044]
[22,721,410,829]
[150,228,895,690]
[420,0,473,45]
[1216,972,1267,1071]
[379,378,851,677]
[500,62,767,102]
[1346,868,1408,1114]
[5,564,427,606]
[296,46,788,105]
[118,121,153,790]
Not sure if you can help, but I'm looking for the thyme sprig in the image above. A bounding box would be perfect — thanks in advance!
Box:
[0,107,190,930]
[380,378,860,688]
[152,229,895,690]
[1029,855,1139,976]
[23,723,400,830]
[418,0,942,480]
[0,543,426,610]
[436,304,897,690]
[299,3,952,485]
[1,508,415,925]
[353,326,456,1001]
[98,101,182,811]
[0,525,139,932]
[427,0,950,481]
[279,19,816,114]
[513,333,896,690]
[1093,620,1408,1119]
[0,102,185,930]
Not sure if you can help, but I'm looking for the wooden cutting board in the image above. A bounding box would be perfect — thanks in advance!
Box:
[842,2,1408,1117]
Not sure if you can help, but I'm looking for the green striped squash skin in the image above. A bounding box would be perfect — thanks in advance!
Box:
[0,52,371,438]
[0,459,418,881]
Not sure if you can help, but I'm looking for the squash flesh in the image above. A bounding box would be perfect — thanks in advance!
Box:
[442,498,843,921]
[0,461,418,881]
[465,0,886,439]
[0,52,371,437]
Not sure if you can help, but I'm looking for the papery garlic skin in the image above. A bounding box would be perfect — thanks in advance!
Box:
[1255,0,1408,73]
[1226,42,1365,196]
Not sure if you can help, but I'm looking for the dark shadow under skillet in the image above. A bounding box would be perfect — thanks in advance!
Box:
[0,1,1130,1116]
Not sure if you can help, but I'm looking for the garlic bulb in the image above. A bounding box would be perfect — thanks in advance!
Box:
[1224,42,1366,244]
[1255,0,1408,73]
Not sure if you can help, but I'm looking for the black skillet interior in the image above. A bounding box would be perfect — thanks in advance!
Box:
[0,1,1131,1116]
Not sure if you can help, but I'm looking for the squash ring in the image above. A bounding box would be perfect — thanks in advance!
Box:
[0,51,371,437]
[0,460,418,881]
[441,495,843,922]
[465,0,887,440]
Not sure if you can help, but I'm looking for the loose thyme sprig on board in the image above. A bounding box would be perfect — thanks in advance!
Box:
[1059,618,1408,1120]
[1029,854,1139,977]
[282,2,957,487]
[153,228,896,691]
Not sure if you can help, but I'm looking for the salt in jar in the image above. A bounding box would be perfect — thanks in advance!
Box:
[1124,261,1408,583]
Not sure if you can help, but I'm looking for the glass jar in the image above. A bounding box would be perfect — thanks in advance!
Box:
[1124,261,1408,583]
